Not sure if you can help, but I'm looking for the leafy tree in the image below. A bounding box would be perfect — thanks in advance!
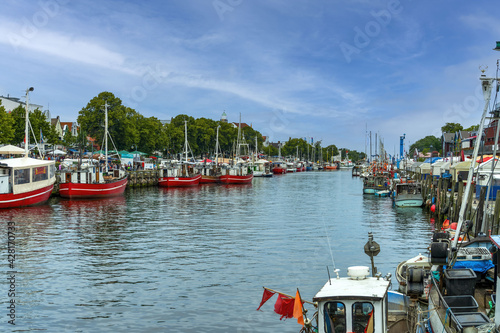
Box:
[10,105,52,145]
[62,130,77,150]
[77,92,140,151]
[10,105,27,144]
[464,124,479,132]
[193,117,218,158]
[281,138,311,159]
[409,135,441,156]
[322,144,338,162]
[263,144,279,157]
[347,150,366,163]
[0,102,15,143]
[441,122,463,133]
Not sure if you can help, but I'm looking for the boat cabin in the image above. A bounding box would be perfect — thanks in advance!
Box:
[0,158,55,195]
[313,266,391,333]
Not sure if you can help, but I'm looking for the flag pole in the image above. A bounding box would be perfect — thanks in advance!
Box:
[262,287,316,306]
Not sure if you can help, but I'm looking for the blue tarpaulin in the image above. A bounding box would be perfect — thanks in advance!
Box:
[446,260,494,274]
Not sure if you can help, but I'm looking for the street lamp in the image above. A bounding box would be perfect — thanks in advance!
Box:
[24,87,34,157]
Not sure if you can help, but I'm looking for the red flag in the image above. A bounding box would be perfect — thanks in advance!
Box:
[274,294,294,320]
[256,289,275,311]
[293,289,304,326]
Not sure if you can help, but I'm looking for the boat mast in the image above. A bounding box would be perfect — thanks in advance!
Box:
[105,102,109,172]
[184,120,188,163]
[451,71,496,250]
[24,87,34,158]
[215,125,220,165]
[237,113,242,160]
[255,136,258,163]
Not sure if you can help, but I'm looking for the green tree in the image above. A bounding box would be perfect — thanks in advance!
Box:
[409,135,441,156]
[281,138,311,159]
[464,124,479,132]
[441,122,463,133]
[0,102,15,144]
[77,92,139,151]
[10,106,52,145]
[62,129,77,150]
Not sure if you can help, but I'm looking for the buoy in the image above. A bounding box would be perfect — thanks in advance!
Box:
[450,222,458,230]
[430,218,435,224]
[442,219,449,228]
[431,204,436,213]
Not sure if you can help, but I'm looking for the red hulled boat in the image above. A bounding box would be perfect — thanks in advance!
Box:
[0,88,56,208]
[58,102,128,199]
[158,121,201,187]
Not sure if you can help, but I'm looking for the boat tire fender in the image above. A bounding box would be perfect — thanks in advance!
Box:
[407,267,424,283]
[430,242,448,264]
[432,232,449,242]
[406,282,424,297]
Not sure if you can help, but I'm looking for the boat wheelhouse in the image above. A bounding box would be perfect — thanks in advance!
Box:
[0,157,55,208]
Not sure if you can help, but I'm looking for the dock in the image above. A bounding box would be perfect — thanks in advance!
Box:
[412,172,500,235]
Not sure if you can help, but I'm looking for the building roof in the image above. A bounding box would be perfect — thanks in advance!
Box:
[442,132,455,143]
[231,122,251,128]
[51,116,60,126]
[60,122,75,131]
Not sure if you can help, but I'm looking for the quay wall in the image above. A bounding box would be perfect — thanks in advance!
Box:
[411,171,500,236]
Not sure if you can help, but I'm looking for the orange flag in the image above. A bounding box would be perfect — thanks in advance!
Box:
[293,289,304,326]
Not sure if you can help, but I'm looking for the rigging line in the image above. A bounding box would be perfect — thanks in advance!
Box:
[321,217,336,271]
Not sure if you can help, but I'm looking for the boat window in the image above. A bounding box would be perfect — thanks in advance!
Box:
[49,164,55,179]
[324,302,346,333]
[32,166,48,182]
[14,168,30,185]
[352,302,374,333]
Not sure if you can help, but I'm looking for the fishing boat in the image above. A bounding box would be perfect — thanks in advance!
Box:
[313,266,416,333]
[219,161,253,184]
[393,182,423,207]
[259,233,423,333]
[352,164,362,176]
[272,144,287,174]
[286,161,297,173]
[158,121,201,187]
[59,102,128,199]
[198,161,220,184]
[296,161,306,172]
[250,137,272,177]
[218,116,253,184]
[362,175,388,194]
[339,160,354,169]
[251,159,272,177]
[199,125,222,184]
[324,163,338,170]
[272,161,287,174]
[0,87,56,208]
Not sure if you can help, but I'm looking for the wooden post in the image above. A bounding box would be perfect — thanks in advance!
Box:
[475,187,486,236]
[493,190,500,235]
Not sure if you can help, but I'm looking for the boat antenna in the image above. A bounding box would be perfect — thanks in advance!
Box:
[322,218,336,273]
[326,266,331,285]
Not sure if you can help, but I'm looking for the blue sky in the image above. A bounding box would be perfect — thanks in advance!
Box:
[0,1,499,155]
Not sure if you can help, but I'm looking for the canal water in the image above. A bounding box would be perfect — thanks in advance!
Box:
[1,170,433,332]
